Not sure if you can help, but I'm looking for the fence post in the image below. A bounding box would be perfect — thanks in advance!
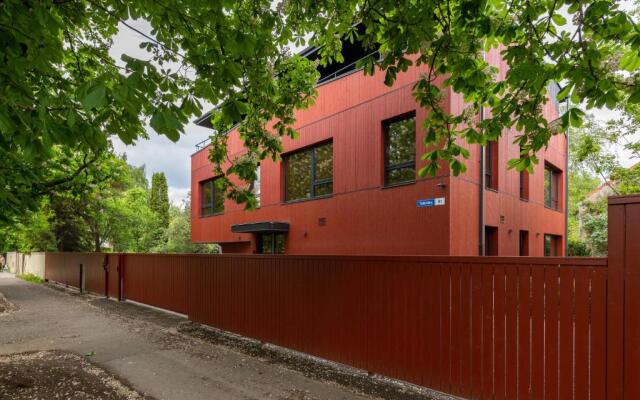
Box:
[607,195,640,400]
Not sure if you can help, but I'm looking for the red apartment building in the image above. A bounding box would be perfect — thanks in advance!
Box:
[191,43,567,256]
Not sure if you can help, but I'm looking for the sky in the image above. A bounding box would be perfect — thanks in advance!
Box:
[109,20,211,205]
[108,18,637,205]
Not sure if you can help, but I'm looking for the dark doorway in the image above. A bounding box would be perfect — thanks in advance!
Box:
[256,233,286,254]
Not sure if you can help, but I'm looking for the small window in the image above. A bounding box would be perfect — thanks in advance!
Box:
[284,142,333,202]
[485,226,498,256]
[485,141,499,190]
[544,164,561,210]
[519,230,529,256]
[544,234,561,256]
[520,170,530,200]
[200,177,224,216]
[384,114,416,186]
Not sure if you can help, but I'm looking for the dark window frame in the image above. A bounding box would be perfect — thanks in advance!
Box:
[256,232,286,254]
[519,230,529,256]
[484,226,498,256]
[544,234,561,257]
[200,177,224,217]
[544,163,561,210]
[485,141,499,190]
[519,170,530,200]
[283,141,333,203]
[383,112,417,187]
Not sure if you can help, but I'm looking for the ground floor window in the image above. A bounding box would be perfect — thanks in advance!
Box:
[257,233,286,254]
[485,226,498,256]
[519,230,529,256]
[544,234,562,256]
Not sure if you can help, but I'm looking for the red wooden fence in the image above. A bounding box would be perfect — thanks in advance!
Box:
[42,195,640,400]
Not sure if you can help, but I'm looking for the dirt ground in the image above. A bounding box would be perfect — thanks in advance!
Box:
[0,272,454,400]
[0,350,150,400]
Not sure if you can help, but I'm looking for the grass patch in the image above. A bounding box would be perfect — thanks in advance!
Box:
[16,273,44,284]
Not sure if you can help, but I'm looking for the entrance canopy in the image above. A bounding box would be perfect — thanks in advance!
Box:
[231,221,289,234]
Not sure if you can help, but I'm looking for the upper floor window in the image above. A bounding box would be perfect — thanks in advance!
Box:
[250,164,261,208]
[485,141,499,190]
[284,142,333,202]
[200,177,224,216]
[520,170,530,200]
[544,163,561,210]
[384,114,416,186]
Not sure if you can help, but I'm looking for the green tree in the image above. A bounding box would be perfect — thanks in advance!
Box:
[568,110,640,256]
[149,172,170,228]
[153,197,219,254]
[2,0,640,215]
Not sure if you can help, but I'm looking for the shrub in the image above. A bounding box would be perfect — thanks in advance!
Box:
[16,273,44,284]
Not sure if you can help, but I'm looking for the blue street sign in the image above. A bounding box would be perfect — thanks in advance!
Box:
[417,199,435,208]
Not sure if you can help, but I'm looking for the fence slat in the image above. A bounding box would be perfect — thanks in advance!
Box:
[544,266,560,400]
[575,268,591,400]
[505,267,519,400]
[482,265,494,399]
[494,265,506,400]
[591,267,607,400]
[559,267,575,400]
[471,266,483,398]
[531,266,545,400]
[518,265,532,400]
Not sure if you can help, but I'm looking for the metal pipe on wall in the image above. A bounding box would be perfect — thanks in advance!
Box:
[479,106,485,256]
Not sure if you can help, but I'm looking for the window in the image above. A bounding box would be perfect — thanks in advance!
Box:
[200,177,224,216]
[520,170,530,200]
[284,142,333,202]
[544,164,561,210]
[544,234,561,257]
[384,114,416,186]
[519,230,529,256]
[485,226,498,256]
[485,141,499,190]
[257,233,286,254]
[250,164,261,208]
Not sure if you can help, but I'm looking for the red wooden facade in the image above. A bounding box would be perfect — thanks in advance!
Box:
[190,50,566,256]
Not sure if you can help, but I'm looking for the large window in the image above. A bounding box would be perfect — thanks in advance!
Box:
[284,142,333,202]
[384,114,416,186]
[200,177,224,216]
[544,164,561,210]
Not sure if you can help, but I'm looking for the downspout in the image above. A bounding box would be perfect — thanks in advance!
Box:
[479,105,485,256]
[564,95,570,255]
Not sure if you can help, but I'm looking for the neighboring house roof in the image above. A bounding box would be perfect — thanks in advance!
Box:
[583,162,640,203]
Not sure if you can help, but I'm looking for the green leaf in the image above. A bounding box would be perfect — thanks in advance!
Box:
[620,50,640,72]
[551,14,567,26]
[82,85,106,110]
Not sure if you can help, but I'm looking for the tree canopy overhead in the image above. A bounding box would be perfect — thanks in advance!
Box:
[1,0,639,216]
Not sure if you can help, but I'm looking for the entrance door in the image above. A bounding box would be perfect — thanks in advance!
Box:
[256,233,286,254]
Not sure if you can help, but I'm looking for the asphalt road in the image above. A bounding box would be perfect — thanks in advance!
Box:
[0,272,379,400]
